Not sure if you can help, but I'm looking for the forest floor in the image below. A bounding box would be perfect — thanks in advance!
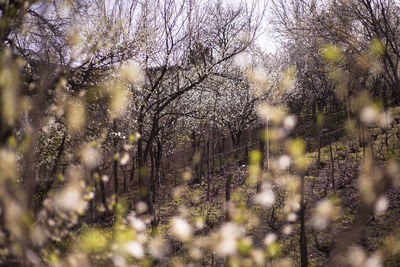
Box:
[92,108,400,266]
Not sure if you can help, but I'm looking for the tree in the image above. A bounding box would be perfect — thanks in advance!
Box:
[272,0,400,106]
[128,0,264,213]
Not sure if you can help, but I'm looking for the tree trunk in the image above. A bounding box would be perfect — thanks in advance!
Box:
[299,172,308,267]
[315,102,321,169]
[150,147,156,204]
[137,136,148,204]
[191,130,201,184]
[219,135,225,171]
[211,127,217,171]
[99,174,107,209]
[129,156,135,181]
[257,128,265,193]
[225,173,232,221]
[207,140,211,201]
[230,131,239,159]
[149,147,157,232]
[361,124,366,158]
[155,139,162,191]
[112,122,119,203]
[329,141,335,189]
[243,131,248,164]
[120,165,128,193]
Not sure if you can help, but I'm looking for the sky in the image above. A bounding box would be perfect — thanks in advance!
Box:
[247,0,280,54]
[257,28,280,55]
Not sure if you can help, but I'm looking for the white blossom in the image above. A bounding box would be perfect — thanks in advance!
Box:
[124,241,144,259]
[374,196,389,216]
[254,183,275,207]
[170,217,192,242]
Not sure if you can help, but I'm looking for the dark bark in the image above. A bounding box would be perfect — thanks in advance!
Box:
[218,135,225,171]
[120,165,128,193]
[112,122,119,203]
[207,140,211,201]
[225,173,232,221]
[99,174,107,209]
[191,130,201,184]
[149,148,157,232]
[150,147,156,204]
[329,144,335,190]
[299,172,308,267]
[154,139,162,191]
[137,115,159,206]
[315,102,321,169]
[243,131,249,164]
[230,130,242,159]
[129,156,135,181]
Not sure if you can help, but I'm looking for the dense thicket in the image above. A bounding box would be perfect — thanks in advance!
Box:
[1,0,400,266]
